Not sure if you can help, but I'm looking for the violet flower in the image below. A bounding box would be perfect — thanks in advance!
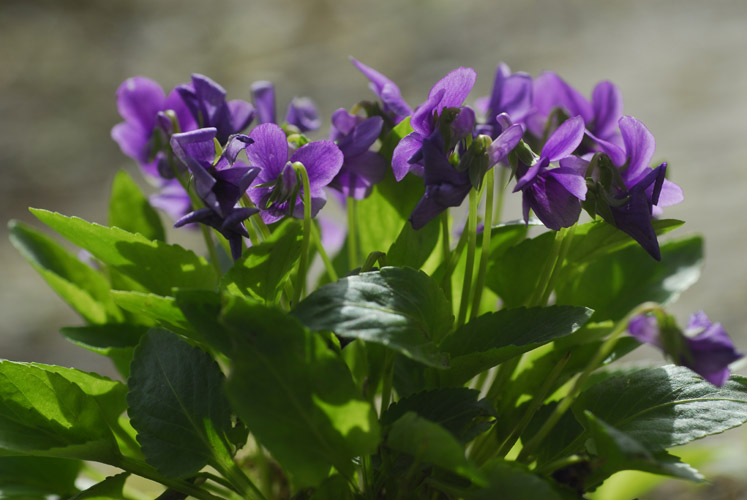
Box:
[392,67,477,181]
[474,63,532,138]
[629,312,743,387]
[176,74,255,143]
[513,116,588,230]
[328,109,387,199]
[250,81,321,133]
[246,123,343,224]
[170,128,260,259]
[350,57,413,124]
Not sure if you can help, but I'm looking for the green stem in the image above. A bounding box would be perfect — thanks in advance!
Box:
[380,351,395,416]
[218,460,266,500]
[456,188,479,327]
[536,455,586,476]
[347,199,359,269]
[527,227,566,307]
[292,163,312,306]
[440,211,452,300]
[470,168,495,318]
[312,222,338,282]
[116,456,223,500]
[240,194,260,247]
[517,302,662,463]
[493,167,508,224]
[538,224,576,306]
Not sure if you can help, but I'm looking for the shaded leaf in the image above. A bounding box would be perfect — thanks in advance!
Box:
[109,169,165,242]
[0,456,81,498]
[70,472,129,500]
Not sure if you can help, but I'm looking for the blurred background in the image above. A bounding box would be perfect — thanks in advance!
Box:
[1,0,747,495]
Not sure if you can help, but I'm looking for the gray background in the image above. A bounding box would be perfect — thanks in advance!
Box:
[1,0,746,493]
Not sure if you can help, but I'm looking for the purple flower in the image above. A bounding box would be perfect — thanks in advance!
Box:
[392,67,477,181]
[246,123,343,224]
[350,57,412,123]
[513,116,588,230]
[629,312,743,387]
[328,109,387,199]
[170,128,260,259]
[474,63,532,138]
[176,74,255,143]
[250,81,321,133]
[111,76,196,179]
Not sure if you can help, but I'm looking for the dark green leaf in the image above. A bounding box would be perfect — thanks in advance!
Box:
[110,291,193,337]
[438,306,593,386]
[109,170,165,242]
[0,361,121,462]
[293,267,452,368]
[386,215,440,269]
[69,473,129,500]
[309,474,355,500]
[221,218,301,303]
[387,412,486,486]
[556,236,703,321]
[0,456,81,497]
[382,388,494,443]
[9,220,124,324]
[174,289,234,355]
[127,329,233,478]
[222,297,379,487]
[60,324,147,378]
[574,365,747,450]
[581,411,703,489]
[31,209,217,295]
[463,459,563,500]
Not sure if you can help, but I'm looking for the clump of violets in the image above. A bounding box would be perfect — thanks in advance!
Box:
[629,311,744,386]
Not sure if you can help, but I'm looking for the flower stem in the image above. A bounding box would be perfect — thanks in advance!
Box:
[470,168,495,318]
[311,221,338,282]
[347,199,359,269]
[493,166,508,224]
[292,163,312,306]
[440,211,452,300]
[457,188,479,328]
[379,350,395,416]
[517,302,662,463]
[116,455,223,500]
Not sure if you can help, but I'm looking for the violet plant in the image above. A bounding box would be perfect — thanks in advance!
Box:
[5,59,747,500]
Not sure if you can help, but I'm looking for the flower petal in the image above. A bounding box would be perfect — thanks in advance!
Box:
[619,116,655,182]
[251,81,276,124]
[227,99,255,134]
[488,123,524,165]
[290,140,344,191]
[547,166,587,201]
[592,81,623,140]
[392,132,424,181]
[247,123,290,180]
[116,77,165,132]
[541,115,585,162]
[411,67,477,135]
[337,116,383,158]
[285,97,321,132]
[111,122,149,163]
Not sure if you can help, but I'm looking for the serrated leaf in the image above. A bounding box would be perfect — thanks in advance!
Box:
[0,456,81,497]
[110,291,193,337]
[438,306,593,385]
[386,214,440,269]
[293,267,452,368]
[173,289,234,355]
[556,236,703,321]
[31,209,217,295]
[0,361,121,462]
[582,411,703,489]
[222,298,380,487]
[220,218,301,303]
[463,459,563,500]
[109,170,165,242]
[9,220,123,324]
[69,473,129,500]
[60,324,147,378]
[574,365,747,451]
[127,329,233,478]
[387,411,486,486]
[382,388,494,443]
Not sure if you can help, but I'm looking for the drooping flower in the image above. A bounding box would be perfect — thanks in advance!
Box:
[629,311,743,387]
[350,57,412,123]
[250,81,321,133]
[513,116,588,230]
[170,128,259,259]
[246,123,343,224]
[474,62,532,138]
[328,109,387,199]
[176,74,255,143]
[392,67,477,181]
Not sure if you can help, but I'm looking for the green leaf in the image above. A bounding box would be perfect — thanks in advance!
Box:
[293,267,452,368]
[221,218,301,303]
[109,170,165,242]
[574,365,747,450]
[556,236,703,321]
[309,474,355,500]
[379,116,413,162]
[387,411,486,486]
[110,291,193,336]
[69,473,129,500]
[382,388,494,443]
[8,220,124,324]
[0,456,81,497]
[127,329,233,478]
[386,215,440,269]
[60,324,147,378]
[174,289,234,355]
[222,298,380,487]
[463,459,563,500]
[582,411,703,489]
[438,306,593,386]
[31,209,217,295]
[566,219,683,263]
[0,361,121,462]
